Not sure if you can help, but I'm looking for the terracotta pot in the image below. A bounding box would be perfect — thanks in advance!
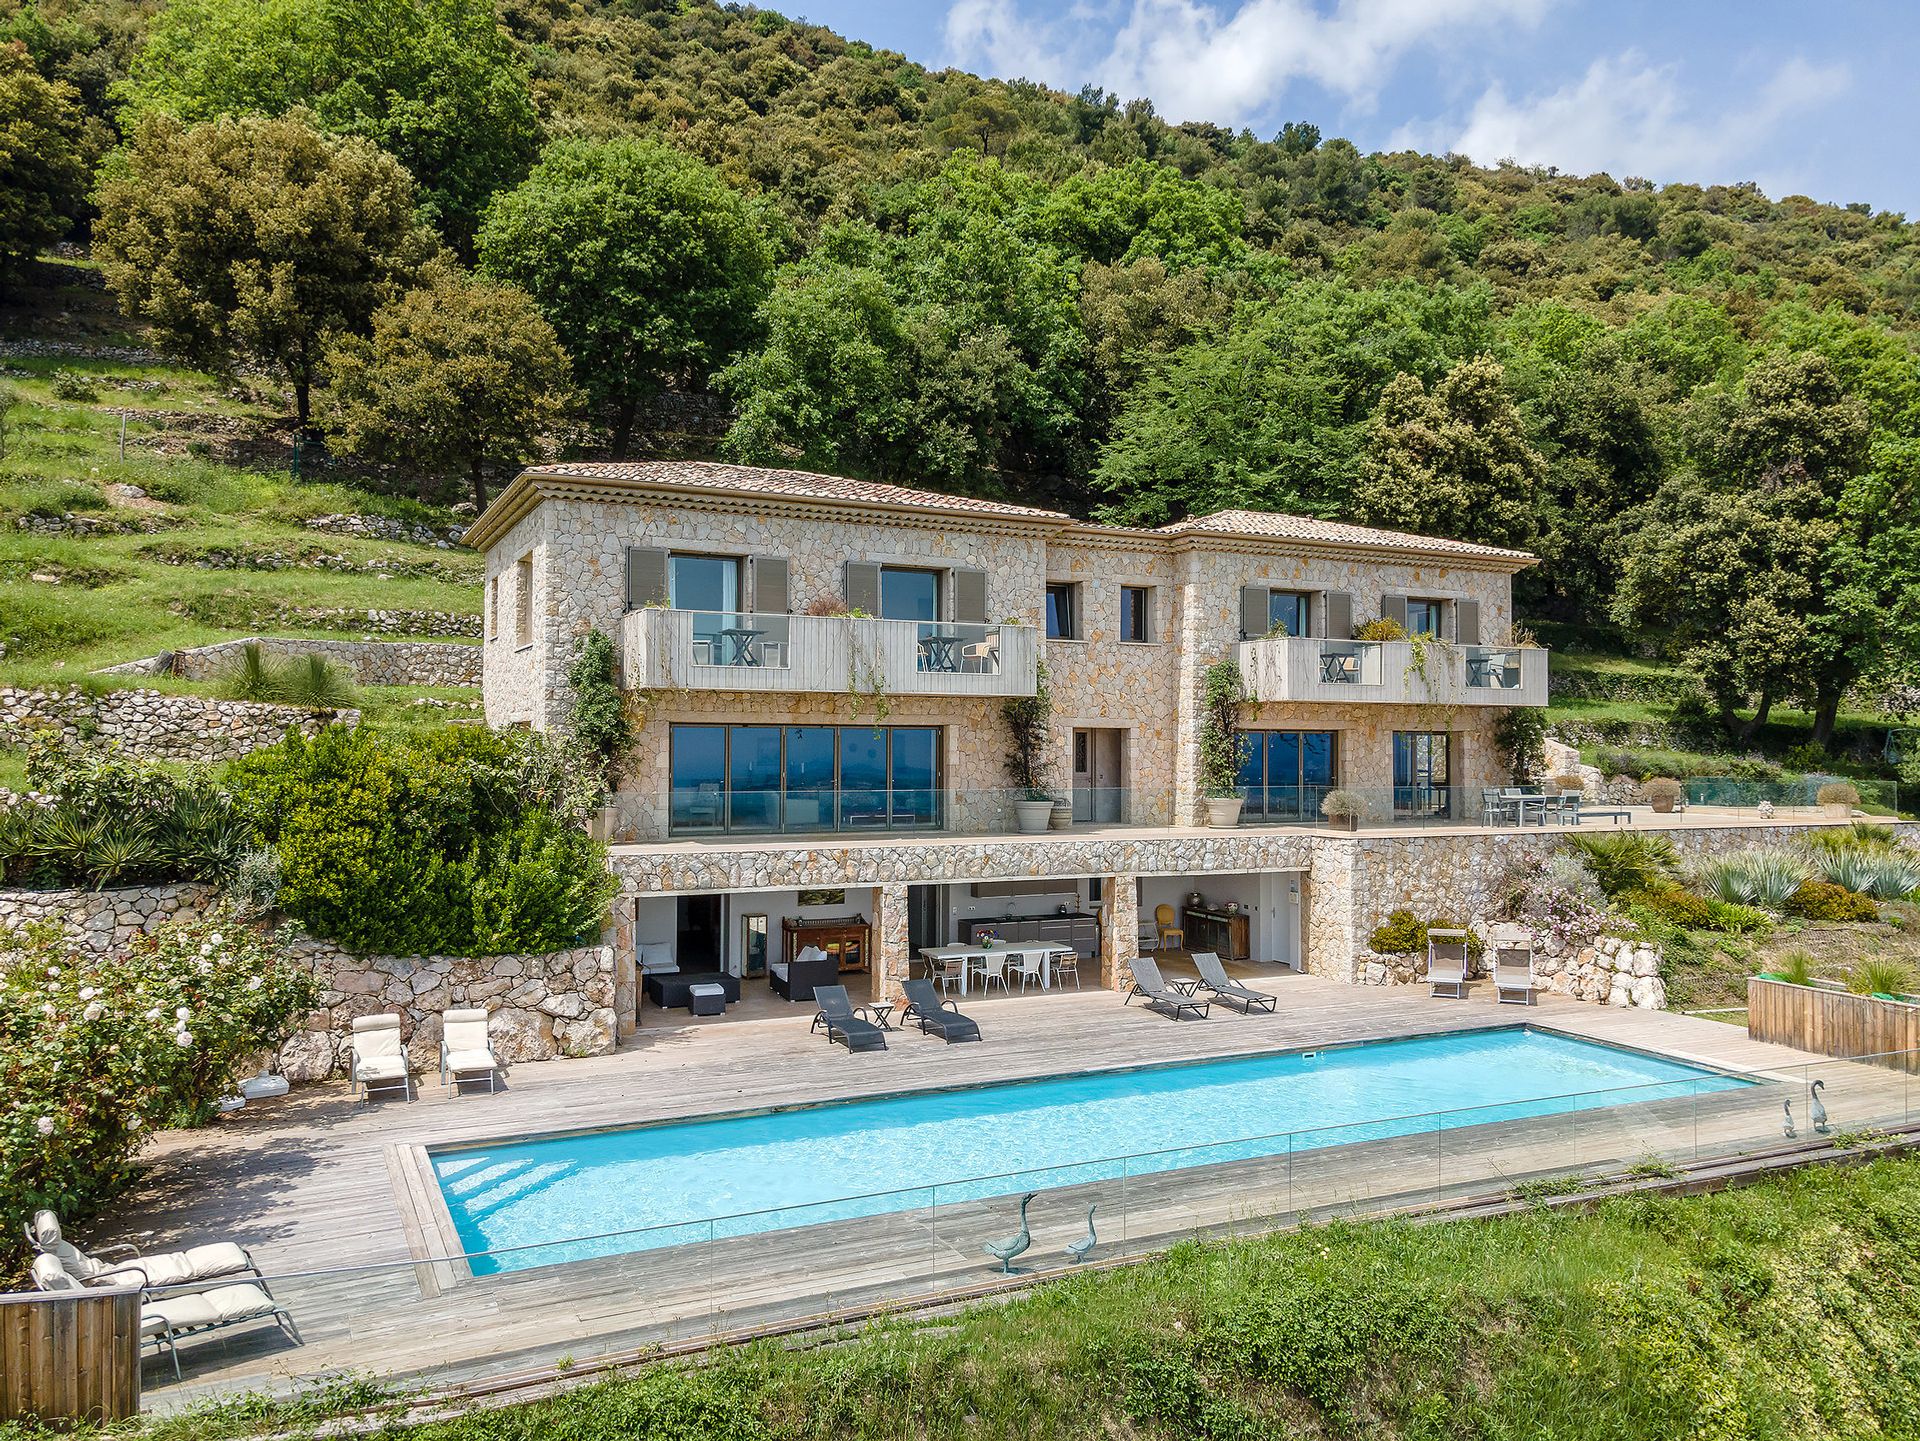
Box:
[1650,797,1675,815]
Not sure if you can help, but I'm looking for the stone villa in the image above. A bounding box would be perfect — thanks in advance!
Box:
[462,460,1593,1032]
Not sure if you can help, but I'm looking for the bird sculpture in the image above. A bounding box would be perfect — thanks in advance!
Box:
[1811,1079,1830,1135]
[1065,1204,1098,1264]
[983,1192,1036,1274]
[1782,1099,1796,1138]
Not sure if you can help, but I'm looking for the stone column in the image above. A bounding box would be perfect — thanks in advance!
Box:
[606,897,638,1040]
[1099,873,1138,991]
[1303,839,1361,982]
[875,882,910,1003]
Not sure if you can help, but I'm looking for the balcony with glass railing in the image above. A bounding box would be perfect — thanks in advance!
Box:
[622,608,1041,698]
[1235,636,1548,706]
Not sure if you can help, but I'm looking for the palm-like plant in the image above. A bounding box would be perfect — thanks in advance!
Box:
[1569,832,1679,896]
[84,825,159,889]
[219,642,287,702]
[278,654,358,709]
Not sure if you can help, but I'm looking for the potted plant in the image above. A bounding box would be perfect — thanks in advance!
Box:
[1322,789,1364,831]
[1642,776,1683,814]
[1049,794,1073,830]
[1817,780,1859,820]
[1549,772,1586,796]
[1198,658,1247,827]
[1001,663,1055,833]
[1014,789,1054,833]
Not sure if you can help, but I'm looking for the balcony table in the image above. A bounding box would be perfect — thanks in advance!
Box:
[916,632,964,673]
[715,626,765,666]
[1320,649,1361,683]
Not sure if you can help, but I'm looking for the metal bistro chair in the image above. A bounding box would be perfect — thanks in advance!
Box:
[1053,949,1082,989]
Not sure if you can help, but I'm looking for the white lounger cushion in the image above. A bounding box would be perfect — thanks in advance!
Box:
[350,1014,407,1081]
[145,1281,279,1332]
[354,1055,408,1081]
[118,1243,254,1288]
[443,1048,497,1074]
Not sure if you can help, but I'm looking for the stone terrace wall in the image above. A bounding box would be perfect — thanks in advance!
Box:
[278,940,617,1082]
[0,686,355,762]
[100,637,480,688]
[0,882,217,949]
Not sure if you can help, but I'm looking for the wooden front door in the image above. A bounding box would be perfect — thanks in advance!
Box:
[1072,728,1126,824]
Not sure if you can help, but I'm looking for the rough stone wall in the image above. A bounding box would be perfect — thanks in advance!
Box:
[0,882,216,949]
[277,941,617,1082]
[100,638,480,688]
[0,686,354,761]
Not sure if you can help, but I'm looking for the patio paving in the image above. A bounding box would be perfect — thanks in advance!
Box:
[91,973,1913,1409]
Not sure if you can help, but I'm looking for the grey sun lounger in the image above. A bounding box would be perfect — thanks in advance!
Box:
[1124,955,1210,1020]
[810,984,888,1052]
[1190,951,1278,1014]
[32,1255,300,1381]
[902,979,982,1043]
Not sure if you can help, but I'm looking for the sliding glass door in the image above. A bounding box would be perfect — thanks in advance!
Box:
[1392,731,1451,818]
[1237,730,1337,819]
[669,724,945,834]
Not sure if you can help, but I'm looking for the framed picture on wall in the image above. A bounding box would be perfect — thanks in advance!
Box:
[797,888,846,908]
[742,913,768,978]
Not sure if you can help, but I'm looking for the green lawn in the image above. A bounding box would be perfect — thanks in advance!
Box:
[70,1154,1920,1441]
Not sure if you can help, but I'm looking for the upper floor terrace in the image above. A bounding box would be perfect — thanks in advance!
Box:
[1236,636,1548,707]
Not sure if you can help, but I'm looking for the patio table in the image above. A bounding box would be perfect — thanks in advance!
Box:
[917,943,1073,996]
[917,632,964,672]
[715,627,765,666]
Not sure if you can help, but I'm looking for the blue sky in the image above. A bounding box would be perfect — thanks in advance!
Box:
[787,1,1916,216]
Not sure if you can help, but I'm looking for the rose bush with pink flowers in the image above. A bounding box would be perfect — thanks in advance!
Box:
[0,907,318,1275]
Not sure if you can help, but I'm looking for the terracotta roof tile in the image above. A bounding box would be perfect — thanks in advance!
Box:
[1159,509,1534,560]
[522,460,1068,521]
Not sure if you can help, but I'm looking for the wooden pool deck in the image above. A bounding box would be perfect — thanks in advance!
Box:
[93,972,1914,1409]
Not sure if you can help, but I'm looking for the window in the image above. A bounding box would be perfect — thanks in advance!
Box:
[1393,732,1451,817]
[1237,731,1337,819]
[1267,590,1309,637]
[879,566,941,622]
[513,553,533,646]
[1120,586,1154,642]
[1405,599,1445,638]
[486,576,498,642]
[669,554,743,660]
[1045,582,1080,640]
[668,724,945,834]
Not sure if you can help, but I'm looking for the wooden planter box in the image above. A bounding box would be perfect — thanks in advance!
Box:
[1747,977,1920,1071]
[0,1287,141,1424]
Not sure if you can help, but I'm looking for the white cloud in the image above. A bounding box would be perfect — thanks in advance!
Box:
[1405,51,1849,183]
[945,0,1555,124]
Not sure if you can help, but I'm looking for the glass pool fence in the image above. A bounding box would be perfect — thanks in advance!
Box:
[126,1048,1920,1407]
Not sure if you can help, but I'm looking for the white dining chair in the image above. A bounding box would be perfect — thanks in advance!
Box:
[975,950,1009,993]
[1011,949,1047,992]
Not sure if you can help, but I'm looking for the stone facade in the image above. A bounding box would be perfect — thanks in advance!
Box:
[278,941,618,1082]
[100,637,481,688]
[0,686,355,762]
[0,882,216,949]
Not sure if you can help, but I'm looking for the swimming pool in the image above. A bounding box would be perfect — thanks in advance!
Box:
[433,1027,1748,1274]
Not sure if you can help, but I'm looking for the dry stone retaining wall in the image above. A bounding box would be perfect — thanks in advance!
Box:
[0,686,355,761]
[278,941,618,1082]
[100,637,480,688]
[0,882,217,949]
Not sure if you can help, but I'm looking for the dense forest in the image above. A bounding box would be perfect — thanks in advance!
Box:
[2,0,1917,750]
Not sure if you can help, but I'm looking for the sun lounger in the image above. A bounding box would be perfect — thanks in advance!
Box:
[32,1254,300,1380]
[1426,930,1471,999]
[810,984,888,1052]
[347,1012,413,1100]
[440,1007,502,1093]
[902,978,982,1043]
[1190,951,1277,1014]
[1493,940,1536,1005]
[25,1209,260,1291]
[1124,955,1210,1020]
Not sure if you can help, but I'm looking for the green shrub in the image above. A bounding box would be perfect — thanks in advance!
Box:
[47,369,100,402]
[1784,879,1880,922]
[1626,883,1711,927]
[1849,957,1913,997]
[1368,909,1483,958]
[0,909,319,1273]
[1570,832,1679,896]
[1704,898,1773,936]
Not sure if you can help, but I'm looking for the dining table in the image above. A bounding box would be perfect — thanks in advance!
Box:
[917,943,1074,996]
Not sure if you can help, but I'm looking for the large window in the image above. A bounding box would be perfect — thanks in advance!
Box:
[669,554,743,661]
[1045,583,1080,640]
[1267,590,1309,637]
[1237,731,1337,819]
[879,566,941,622]
[1405,598,1445,638]
[1393,731,1451,817]
[669,724,944,834]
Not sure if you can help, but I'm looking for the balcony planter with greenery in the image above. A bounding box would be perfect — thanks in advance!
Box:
[1322,788,1364,832]
[1002,663,1055,834]
[1198,659,1247,827]
[1817,780,1859,820]
[1642,776,1683,814]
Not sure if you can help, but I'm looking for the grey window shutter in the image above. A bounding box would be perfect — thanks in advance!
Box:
[844,561,881,616]
[1239,585,1269,641]
[1452,599,1480,645]
[624,546,667,611]
[750,555,789,616]
[1381,594,1409,633]
[952,568,988,626]
[1325,591,1353,640]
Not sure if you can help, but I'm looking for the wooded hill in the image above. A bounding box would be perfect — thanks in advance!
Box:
[3,0,1917,754]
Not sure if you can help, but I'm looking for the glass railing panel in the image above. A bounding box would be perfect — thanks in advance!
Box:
[913,621,1006,675]
[1316,640,1383,686]
[680,610,793,669]
[1464,646,1525,689]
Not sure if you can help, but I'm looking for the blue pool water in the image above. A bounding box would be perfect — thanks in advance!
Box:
[433,1027,1746,1274]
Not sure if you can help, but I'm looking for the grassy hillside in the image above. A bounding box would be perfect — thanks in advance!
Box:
[58,1154,1920,1441]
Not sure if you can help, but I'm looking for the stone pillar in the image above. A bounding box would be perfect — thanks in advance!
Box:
[1303,839,1361,982]
[875,882,910,1003]
[606,897,638,1040]
[1100,873,1138,991]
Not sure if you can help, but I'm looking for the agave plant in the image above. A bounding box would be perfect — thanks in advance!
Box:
[1700,849,1813,909]
[1569,832,1680,897]
[1858,851,1920,901]
[84,824,159,889]
[1810,846,1881,896]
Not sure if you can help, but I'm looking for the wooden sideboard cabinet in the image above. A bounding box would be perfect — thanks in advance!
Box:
[782,916,871,974]
[1181,907,1250,962]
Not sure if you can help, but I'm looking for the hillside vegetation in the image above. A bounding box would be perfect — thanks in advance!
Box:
[0,0,1914,779]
